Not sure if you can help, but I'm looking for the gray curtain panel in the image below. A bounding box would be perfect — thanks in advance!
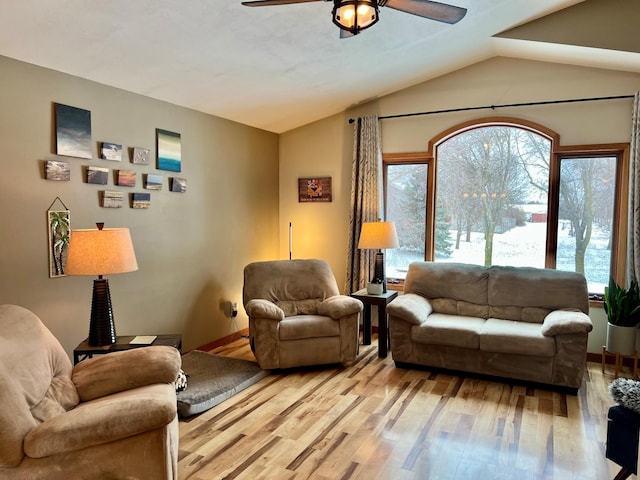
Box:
[345,116,381,294]
[629,92,640,284]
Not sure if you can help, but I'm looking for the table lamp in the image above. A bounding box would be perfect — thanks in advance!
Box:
[65,223,138,346]
[358,220,399,293]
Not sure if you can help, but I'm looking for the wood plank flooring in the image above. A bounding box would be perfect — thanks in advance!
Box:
[178,337,625,480]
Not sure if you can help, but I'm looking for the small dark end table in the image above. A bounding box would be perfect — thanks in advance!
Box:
[73,334,182,364]
[350,289,398,358]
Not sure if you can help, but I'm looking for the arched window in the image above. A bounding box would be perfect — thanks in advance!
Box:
[384,117,628,296]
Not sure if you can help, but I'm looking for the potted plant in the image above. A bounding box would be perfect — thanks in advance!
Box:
[604,277,640,355]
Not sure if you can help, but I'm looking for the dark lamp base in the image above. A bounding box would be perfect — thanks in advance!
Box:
[88,278,116,346]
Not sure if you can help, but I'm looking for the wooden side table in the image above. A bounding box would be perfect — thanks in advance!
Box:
[73,334,182,364]
[601,346,638,379]
[350,289,398,358]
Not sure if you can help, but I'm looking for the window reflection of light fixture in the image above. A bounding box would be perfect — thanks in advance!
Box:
[65,223,138,346]
[332,0,379,35]
[358,219,399,293]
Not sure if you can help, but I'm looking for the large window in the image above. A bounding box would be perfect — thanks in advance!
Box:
[384,119,629,296]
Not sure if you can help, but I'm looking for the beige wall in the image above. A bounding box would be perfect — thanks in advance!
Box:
[0,55,280,358]
[279,56,640,353]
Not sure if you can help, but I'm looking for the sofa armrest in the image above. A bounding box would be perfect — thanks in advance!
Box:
[245,299,285,321]
[541,309,593,337]
[24,383,176,459]
[72,346,181,402]
[318,296,363,320]
[387,293,433,326]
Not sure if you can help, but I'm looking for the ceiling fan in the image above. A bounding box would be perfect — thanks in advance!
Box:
[241,0,467,37]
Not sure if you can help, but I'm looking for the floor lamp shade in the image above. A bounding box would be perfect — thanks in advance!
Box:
[66,225,138,346]
[358,221,399,293]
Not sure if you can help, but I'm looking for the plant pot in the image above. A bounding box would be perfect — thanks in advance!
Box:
[606,322,638,356]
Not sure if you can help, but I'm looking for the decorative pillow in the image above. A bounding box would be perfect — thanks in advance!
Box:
[609,378,640,414]
[175,369,188,392]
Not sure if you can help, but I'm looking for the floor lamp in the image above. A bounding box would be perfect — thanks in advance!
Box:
[358,220,399,293]
[65,223,138,346]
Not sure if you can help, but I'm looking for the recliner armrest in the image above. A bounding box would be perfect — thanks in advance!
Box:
[24,383,176,459]
[541,309,593,337]
[318,295,363,319]
[72,346,181,402]
[387,293,433,326]
[245,299,285,321]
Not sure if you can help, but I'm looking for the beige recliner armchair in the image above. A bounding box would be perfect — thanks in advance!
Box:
[0,304,181,480]
[243,259,363,369]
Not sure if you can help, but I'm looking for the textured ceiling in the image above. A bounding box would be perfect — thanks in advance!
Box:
[0,0,637,133]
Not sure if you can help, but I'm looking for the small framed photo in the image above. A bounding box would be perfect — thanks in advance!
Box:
[102,191,124,208]
[132,147,150,165]
[132,192,151,209]
[117,170,136,187]
[170,177,187,193]
[298,177,332,202]
[87,166,109,185]
[44,160,70,181]
[145,173,163,190]
[100,142,122,161]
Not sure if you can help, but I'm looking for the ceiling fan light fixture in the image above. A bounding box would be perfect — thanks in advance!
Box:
[332,0,379,35]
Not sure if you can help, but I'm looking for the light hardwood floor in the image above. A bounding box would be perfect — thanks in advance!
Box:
[178,337,625,480]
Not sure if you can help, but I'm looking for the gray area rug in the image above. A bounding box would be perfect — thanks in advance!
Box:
[176,350,269,418]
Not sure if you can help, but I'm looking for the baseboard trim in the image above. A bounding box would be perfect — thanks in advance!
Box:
[195,328,249,352]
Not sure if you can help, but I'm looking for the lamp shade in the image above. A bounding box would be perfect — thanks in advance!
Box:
[358,221,399,250]
[66,228,138,276]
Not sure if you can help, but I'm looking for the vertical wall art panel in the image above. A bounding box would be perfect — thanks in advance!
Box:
[48,209,70,278]
[55,103,92,159]
[156,129,181,172]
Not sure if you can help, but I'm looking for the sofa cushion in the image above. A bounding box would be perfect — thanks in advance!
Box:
[405,262,489,307]
[488,266,589,316]
[479,318,555,357]
[279,315,339,341]
[412,313,486,349]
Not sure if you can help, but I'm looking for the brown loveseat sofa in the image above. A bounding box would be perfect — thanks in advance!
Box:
[387,262,593,391]
[0,304,181,480]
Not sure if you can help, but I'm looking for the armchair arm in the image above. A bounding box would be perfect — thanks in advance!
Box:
[387,293,433,326]
[72,346,181,402]
[541,309,593,337]
[24,383,175,458]
[245,299,285,321]
[318,295,363,320]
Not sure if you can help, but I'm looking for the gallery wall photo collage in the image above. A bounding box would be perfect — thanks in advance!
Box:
[45,103,188,210]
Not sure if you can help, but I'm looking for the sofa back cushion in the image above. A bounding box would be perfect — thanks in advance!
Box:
[404,262,589,323]
[488,266,589,322]
[243,259,340,317]
[0,305,78,467]
[405,262,489,317]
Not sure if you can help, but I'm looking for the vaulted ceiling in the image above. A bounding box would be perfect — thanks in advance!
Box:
[1,0,638,133]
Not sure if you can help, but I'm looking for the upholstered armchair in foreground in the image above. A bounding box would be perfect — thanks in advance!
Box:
[0,304,181,480]
[243,259,363,369]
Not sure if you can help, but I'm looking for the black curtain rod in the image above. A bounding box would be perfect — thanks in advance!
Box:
[347,94,635,123]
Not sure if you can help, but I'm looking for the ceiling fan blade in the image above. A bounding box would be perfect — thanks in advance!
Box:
[382,0,466,24]
[242,0,323,6]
